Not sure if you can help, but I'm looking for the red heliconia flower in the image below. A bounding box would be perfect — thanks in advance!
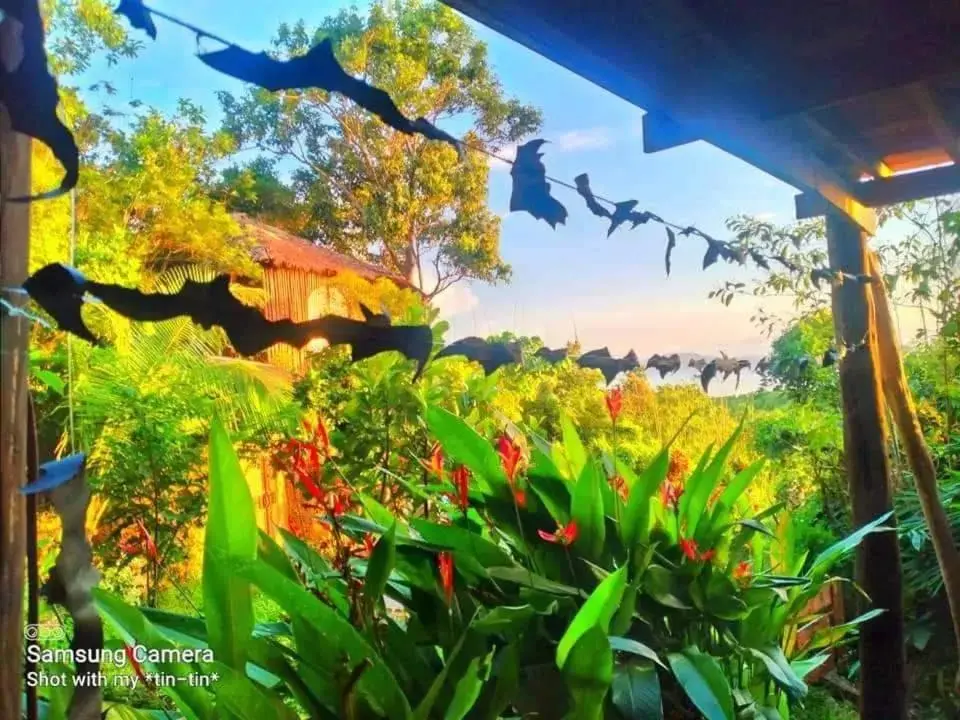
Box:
[699,548,717,563]
[119,538,140,556]
[605,387,623,423]
[125,644,149,686]
[666,450,690,484]
[497,434,523,483]
[734,560,751,582]
[428,442,445,479]
[134,518,158,562]
[451,465,470,512]
[660,479,684,510]
[610,474,628,500]
[538,520,579,546]
[363,533,376,557]
[679,537,699,561]
[437,552,455,604]
[513,487,528,508]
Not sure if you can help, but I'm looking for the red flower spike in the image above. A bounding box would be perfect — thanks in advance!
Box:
[734,560,751,582]
[363,533,376,557]
[437,552,455,604]
[313,415,331,457]
[451,465,470,512]
[660,479,684,510]
[497,434,523,483]
[125,644,149,686]
[699,548,717,563]
[134,519,158,562]
[679,537,699,561]
[605,387,623,423]
[513,488,527,508]
[538,520,579,546]
[610,474,628,500]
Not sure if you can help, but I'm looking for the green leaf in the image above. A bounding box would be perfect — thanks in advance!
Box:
[557,566,628,668]
[560,414,588,479]
[562,626,614,720]
[611,662,663,720]
[360,493,402,533]
[412,628,472,720]
[94,590,214,720]
[643,565,691,610]
[622,448,670,550]
[476,642,521,720]
[473,605,537,636]
[443,649,494,720]
[204,416,257,671]
[807,511,894,580]
[278,529,349,617]
[34,368,65,394]
[746,646,807,700]
[806,608,885,651]
[609,637,666,669]
[667,647,735,720]
[737,519,776,538]
[790,653,831,681]
[364,522,397,606]
[410,519,514,568]
[685,421,745,537]
[211,661,298,720]
[426,405,502,493]
[571,460,606,561]
[487,566,580,596]
[235,559,410,720]
[258,530,298,581]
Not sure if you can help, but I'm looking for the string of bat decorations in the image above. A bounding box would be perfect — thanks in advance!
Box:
[0,0,874,291]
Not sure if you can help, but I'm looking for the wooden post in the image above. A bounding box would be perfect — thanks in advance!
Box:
[0,107,31,715]
[826,211,907,720]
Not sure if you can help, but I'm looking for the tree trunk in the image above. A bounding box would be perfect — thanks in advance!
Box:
[867,248,960,692]
[825,211,907,720]
[0,103,32,718]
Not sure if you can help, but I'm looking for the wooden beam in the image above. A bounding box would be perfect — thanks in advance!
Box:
[0,105,31,719]
[825,211,907,720]
[911,84,960,164]
[442,0,877,233]
[796,163,960,218]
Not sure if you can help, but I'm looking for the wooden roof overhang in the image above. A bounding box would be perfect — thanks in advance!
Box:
[441,0,960,234]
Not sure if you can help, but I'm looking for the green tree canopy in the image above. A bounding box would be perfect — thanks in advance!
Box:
[215,0,542,298]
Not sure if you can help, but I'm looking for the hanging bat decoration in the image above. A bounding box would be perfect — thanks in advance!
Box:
[573,173,611,219]
[433,336,522,375]
[714,353,752,390]
[772,254,801,274]
[0,0,79,201]
[510,139,567,228]
[822,347,839,367]
[627,210,655,228]
[22,264,433,377]
[536,346,569,364]
[114,0,157,39]
[688,357,707,371]
[702,236,742,270]
[577,349,639,385]
[665,228,677,277]
[607,200,639,237]
[645,353,682,379]
[755,356,770,374]
[748,249,770,270]
[810,268,875,290]
[797,355,812,372]
[700,360,718,393]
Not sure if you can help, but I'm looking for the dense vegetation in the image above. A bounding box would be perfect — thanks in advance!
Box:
[20,0,960,718]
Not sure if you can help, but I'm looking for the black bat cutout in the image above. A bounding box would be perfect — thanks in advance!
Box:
[748,249,770,270]
[434,336,522,375]
[755,356,770,374]
[196,39,459,156]
[23,264,433,376]
[772,254,801,274]
[0,2,79,201]
[607,200,638,237]
[810,268,840,289]
[577,349,639,385]
[579,347,611,360]
[509,139,567,228]
[536,346,568,364]
[797,355,812,372]
[665,228,677,277]
[702,238,722,269]
[688,357,707,371]
[573,173,611,219]
[822,347,839,367]
[627,210,654,229]
[714,354,752,391]
[645,353,681,379]
[114,0,157,39]
[700,360,718,393]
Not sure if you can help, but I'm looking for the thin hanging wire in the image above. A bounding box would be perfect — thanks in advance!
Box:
[67,188,77,453]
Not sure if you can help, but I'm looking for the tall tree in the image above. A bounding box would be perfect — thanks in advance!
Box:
[216,0,542,298]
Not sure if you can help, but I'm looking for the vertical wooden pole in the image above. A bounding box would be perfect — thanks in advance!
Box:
[826,211,907,720]
[0,107,31,716]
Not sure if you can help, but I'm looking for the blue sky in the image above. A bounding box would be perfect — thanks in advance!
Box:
[80,0,920,391]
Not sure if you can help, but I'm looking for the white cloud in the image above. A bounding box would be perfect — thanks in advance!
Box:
[554,127,613,152]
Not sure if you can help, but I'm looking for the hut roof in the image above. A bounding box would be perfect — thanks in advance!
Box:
[233,213,415,290]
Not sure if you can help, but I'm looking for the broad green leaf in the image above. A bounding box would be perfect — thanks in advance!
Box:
[562,626,614,720]
[413,628,472,720]
[94,590,214,720]
[571,461,606,561]
[473,605,537,636]
[528,471,572,524]
[560,414,588,479]
[426,406,501,493]
[622,448,670,550]
[360,493,402,532]
[235,559,410,720]
[278,529,349,617]
[611,662,663,719]
[746,646,807,700]
[806,608,885,651]
[411,519,514,567]
[486,566,580,595]
[443,649,494,720]
[667,647,735,720]
[364,522,397,606]
[790,653,831,681]
[643,565,692,610]
[807,511,894,579]
[211,661,298,720]
[557,567,628,668]
[738,519,776,538]
[477,642,521,720]
[204,417,257,672]
[609,637,666,669]
[685,421,745,537]
[258,530,298,581]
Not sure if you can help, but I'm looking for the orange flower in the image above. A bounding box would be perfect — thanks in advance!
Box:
[428,442,444,479]
[605,387,623,423]
[437,552,455,604]
[538,520,579,546]
[666,450,689,484]
[497,434,524,483]
[134,519,158,562]
[660,479,684,510]
[451,465,470,512]
[679,537,699,561]
[734,560,751,582]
